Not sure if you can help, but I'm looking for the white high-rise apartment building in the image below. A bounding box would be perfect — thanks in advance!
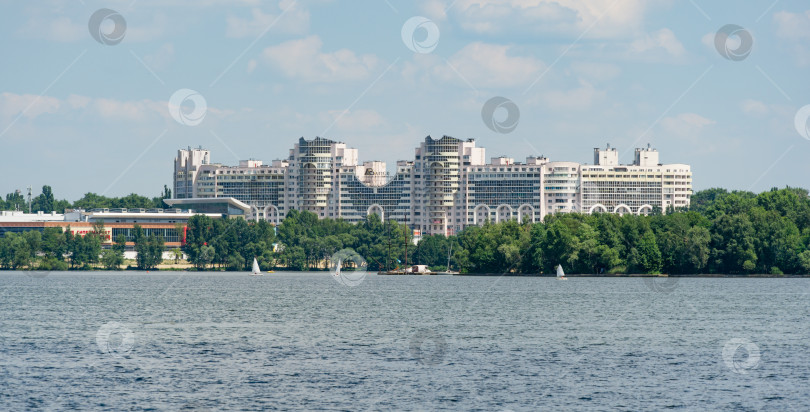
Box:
[173,146,210,199]
[172,137,692,236]
[580,144,692,214]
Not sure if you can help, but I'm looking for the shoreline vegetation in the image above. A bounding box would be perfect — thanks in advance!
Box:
[8,269,810,278]
[4,187,810,276]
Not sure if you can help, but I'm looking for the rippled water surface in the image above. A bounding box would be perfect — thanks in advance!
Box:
[1,272,809,410]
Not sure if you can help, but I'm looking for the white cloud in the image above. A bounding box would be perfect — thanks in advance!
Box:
[774,11,810,67]
[18,16,84,42]
[661,112,715,139]
[701,32,715,50]
[0,92,230,125]
[428,0,652,38]
[434,42,545,88]
[92,98,163,121]
[774,10,810,40]
[0,92,61,120]
[225,4,310,38]
[542,80,605,111]
[66,95,92,110]
[569,61,621,82]
[628,28,685,59]
[124,13,170,42]
[420,0,449,21]
[400,53,442,86]
[261,35,380,83]
[19,11,168,43]
[740,99,769,116]
[143,43,175,71]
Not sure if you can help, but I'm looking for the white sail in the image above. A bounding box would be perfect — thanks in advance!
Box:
[252,258,261,275]
[446,242,453,272]
[335,258,342,276]
[556,264,565,278]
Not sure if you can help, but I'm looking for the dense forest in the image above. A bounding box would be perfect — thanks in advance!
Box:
[180,187,810,275]
[3,187,810,274]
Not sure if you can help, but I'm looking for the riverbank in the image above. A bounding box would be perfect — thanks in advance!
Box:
[453,273,810,278]
[6,268,810,277]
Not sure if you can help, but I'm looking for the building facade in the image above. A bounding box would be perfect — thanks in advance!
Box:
[173,137,692,236]
[174,146,210,199]
[0,207,239,252]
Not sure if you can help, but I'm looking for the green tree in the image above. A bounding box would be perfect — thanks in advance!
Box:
[135,229,164,270]
[4,191,26,210]
[31,185,56,213]
[183,215,215,269]
[798,250,810,274]
[41,227,67,260]
[413,235,450,268]
[72,193,113,210]
[634,231,662,274]
[541,219,577,273]
[171,248,183,264]
[101,235,127,270]
[683,226,710,273]
[198,245,215,269]
[66,229,101,269]
[4,233,33,269]
[710,214,757,273]
[101,249,123,270]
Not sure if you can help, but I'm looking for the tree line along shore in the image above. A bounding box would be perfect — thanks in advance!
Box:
[2,187,810,275]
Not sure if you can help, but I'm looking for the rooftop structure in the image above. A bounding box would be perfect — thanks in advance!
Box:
[0,210,64,222]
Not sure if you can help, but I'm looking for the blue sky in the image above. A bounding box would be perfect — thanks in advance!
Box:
[1,0,809,200]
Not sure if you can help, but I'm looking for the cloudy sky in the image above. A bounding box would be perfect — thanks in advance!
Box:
[1,0,809,200]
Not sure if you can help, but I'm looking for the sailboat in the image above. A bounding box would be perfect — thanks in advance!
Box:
[251,257,262,276]
[436,242,458,275]
[556,264,568,280]
[334,258,342,277]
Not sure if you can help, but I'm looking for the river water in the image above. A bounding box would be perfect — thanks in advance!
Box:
[1,272,808,410]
